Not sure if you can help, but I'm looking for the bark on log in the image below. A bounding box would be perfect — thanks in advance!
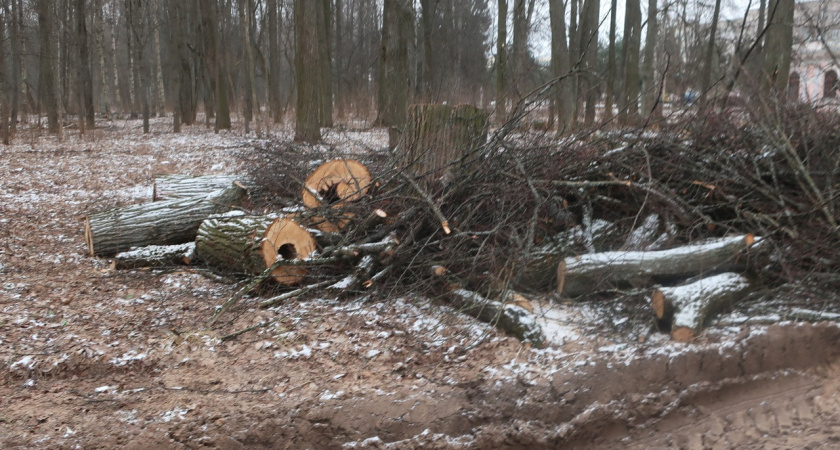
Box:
[397,104,489,186]
[112,243,197,269]
[449,288,545,348]
[84,185,248,256]
[195,214,316,285]
[153,174,254,200]
[557,235,760,297]
[650,272,752,342]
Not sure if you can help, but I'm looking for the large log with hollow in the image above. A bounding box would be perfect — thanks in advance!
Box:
[650,272,752,342]
[84,184,248,257]
[301,159,371,232]
[153,174,255,201]
[195,214,316,285]
[557,235,759,298]
[397,104,489,186]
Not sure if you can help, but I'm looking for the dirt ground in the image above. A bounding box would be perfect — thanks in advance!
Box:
[4,118,840,449]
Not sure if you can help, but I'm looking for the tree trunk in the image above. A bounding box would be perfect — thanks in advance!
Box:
[241,0,255,133]
[496,0,507,120]
[84,184,248,256]
[419,0,434,102]
[578,0,599,126]
[549,0,573,134]
[151,0,166,117]
[557,235,760,297]
[651,272,752,342]
[604,0,618,123]
[317,0,333,127]
[0,1,8,144]
[112,243,198,270]
[620,0,641,124]
[267,0,281,123]
[641,0,659,117]
[295,0,321,142]
[37,0,60,134]
[196,215,317,285]
[397,104,489,186]
[763,0,794,94]
[377,0,411,147]
[76,0,95,130]
[701,0,721,96]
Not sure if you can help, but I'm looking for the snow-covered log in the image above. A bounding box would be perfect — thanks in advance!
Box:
[112,243,197,269]
[557,235,760,297]
[196,214,316,285]
[152,174,254,200]
[650,272,753,342]
[84,184,248,256]
[449,288,545,348]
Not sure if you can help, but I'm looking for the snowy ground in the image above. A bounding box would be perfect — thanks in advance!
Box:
[3,117,840,448]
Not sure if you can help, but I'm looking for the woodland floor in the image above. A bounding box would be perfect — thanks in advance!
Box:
[3,117,840,449]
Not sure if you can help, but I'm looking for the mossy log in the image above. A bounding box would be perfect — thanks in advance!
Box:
[449,288,545,348]
[84,185,248,256]
[112,243,198,269]
[650,272,752,342]
[195,214,316,285]
[397,104,489,186]
[558,235,760,298]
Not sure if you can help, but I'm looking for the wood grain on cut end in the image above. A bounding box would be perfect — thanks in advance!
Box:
[671,327,696,343]
[302,159,371,208]
[651,289,666,319]
[556,259,567,295]
[262,217,317,285]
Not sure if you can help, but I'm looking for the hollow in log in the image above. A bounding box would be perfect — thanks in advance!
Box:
[557,235,760,298]
[196,215,316,285]
[397,104,489,186]
[112,243,198,270]
[84,184,248,257]
[301,159,371,209]
[650,272,752,342]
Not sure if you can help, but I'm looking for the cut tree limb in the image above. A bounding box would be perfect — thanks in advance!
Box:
[449,288,545,347]
[558,235,760,297]
[112,242,197,269]
[84,184,248,256]
[153,174,254,200]
[650,272,752,342]
[196,214,316,285]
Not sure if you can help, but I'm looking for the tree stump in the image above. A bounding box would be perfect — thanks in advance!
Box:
[84,184,248,256]
[195,214,316,285]
[397,104,489,186]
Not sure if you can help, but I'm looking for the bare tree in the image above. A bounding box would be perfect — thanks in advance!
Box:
[620,0,641,123]
[604,0,618,123]
[701,0,721,96]
[763,0,794,94]
[549,0,573,133]
[496,0,508,119]
[377,0,412,147]
[76,0,95,130]
[38,0,60,133]
[641,0,659,117]
[200,0,230,130]
[578,0,599,126]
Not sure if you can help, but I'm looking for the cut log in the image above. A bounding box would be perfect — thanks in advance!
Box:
[397,104,489,186]
[449,288,545,348]
[112,243,197,270]
[649,272,753,342]
[84,184,248,257]
[195,214,316,285]
[301,159,371,208]
[557,235,760,298]
[152,174,254,200]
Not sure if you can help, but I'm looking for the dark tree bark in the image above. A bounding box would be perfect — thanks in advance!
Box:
[419,0,434,101]
[76,0,95,130]
[701,0,721,95]
[200,0,230,131]
[267,0,282,123]
[620,0,641,124]
[377,0,411,147]
[317,0,333,127]
[604,0,618,123]
[641,0,659,117]
[496,0,508,120]
[511,0,527,99]
[0,0,8,144]
[578,0,600,126]
[128,0,149,133]
[240,0,255,133]
[295,0,321,142]
[38,0,60,134]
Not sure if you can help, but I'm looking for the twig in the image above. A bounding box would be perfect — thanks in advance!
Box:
[259,280,333,308]
[400,172,452,234]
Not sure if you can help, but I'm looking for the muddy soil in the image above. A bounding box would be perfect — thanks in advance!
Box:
[3,119,840,449]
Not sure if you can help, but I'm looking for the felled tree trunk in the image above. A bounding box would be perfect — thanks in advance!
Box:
[558,235,759,297]
[195,214,316,285]
[112,243,197,269]
[84,184,247,256]
[153,174,254,201]
[650,272,752,342]
[397,104,489,186]
[449,288,545,348]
